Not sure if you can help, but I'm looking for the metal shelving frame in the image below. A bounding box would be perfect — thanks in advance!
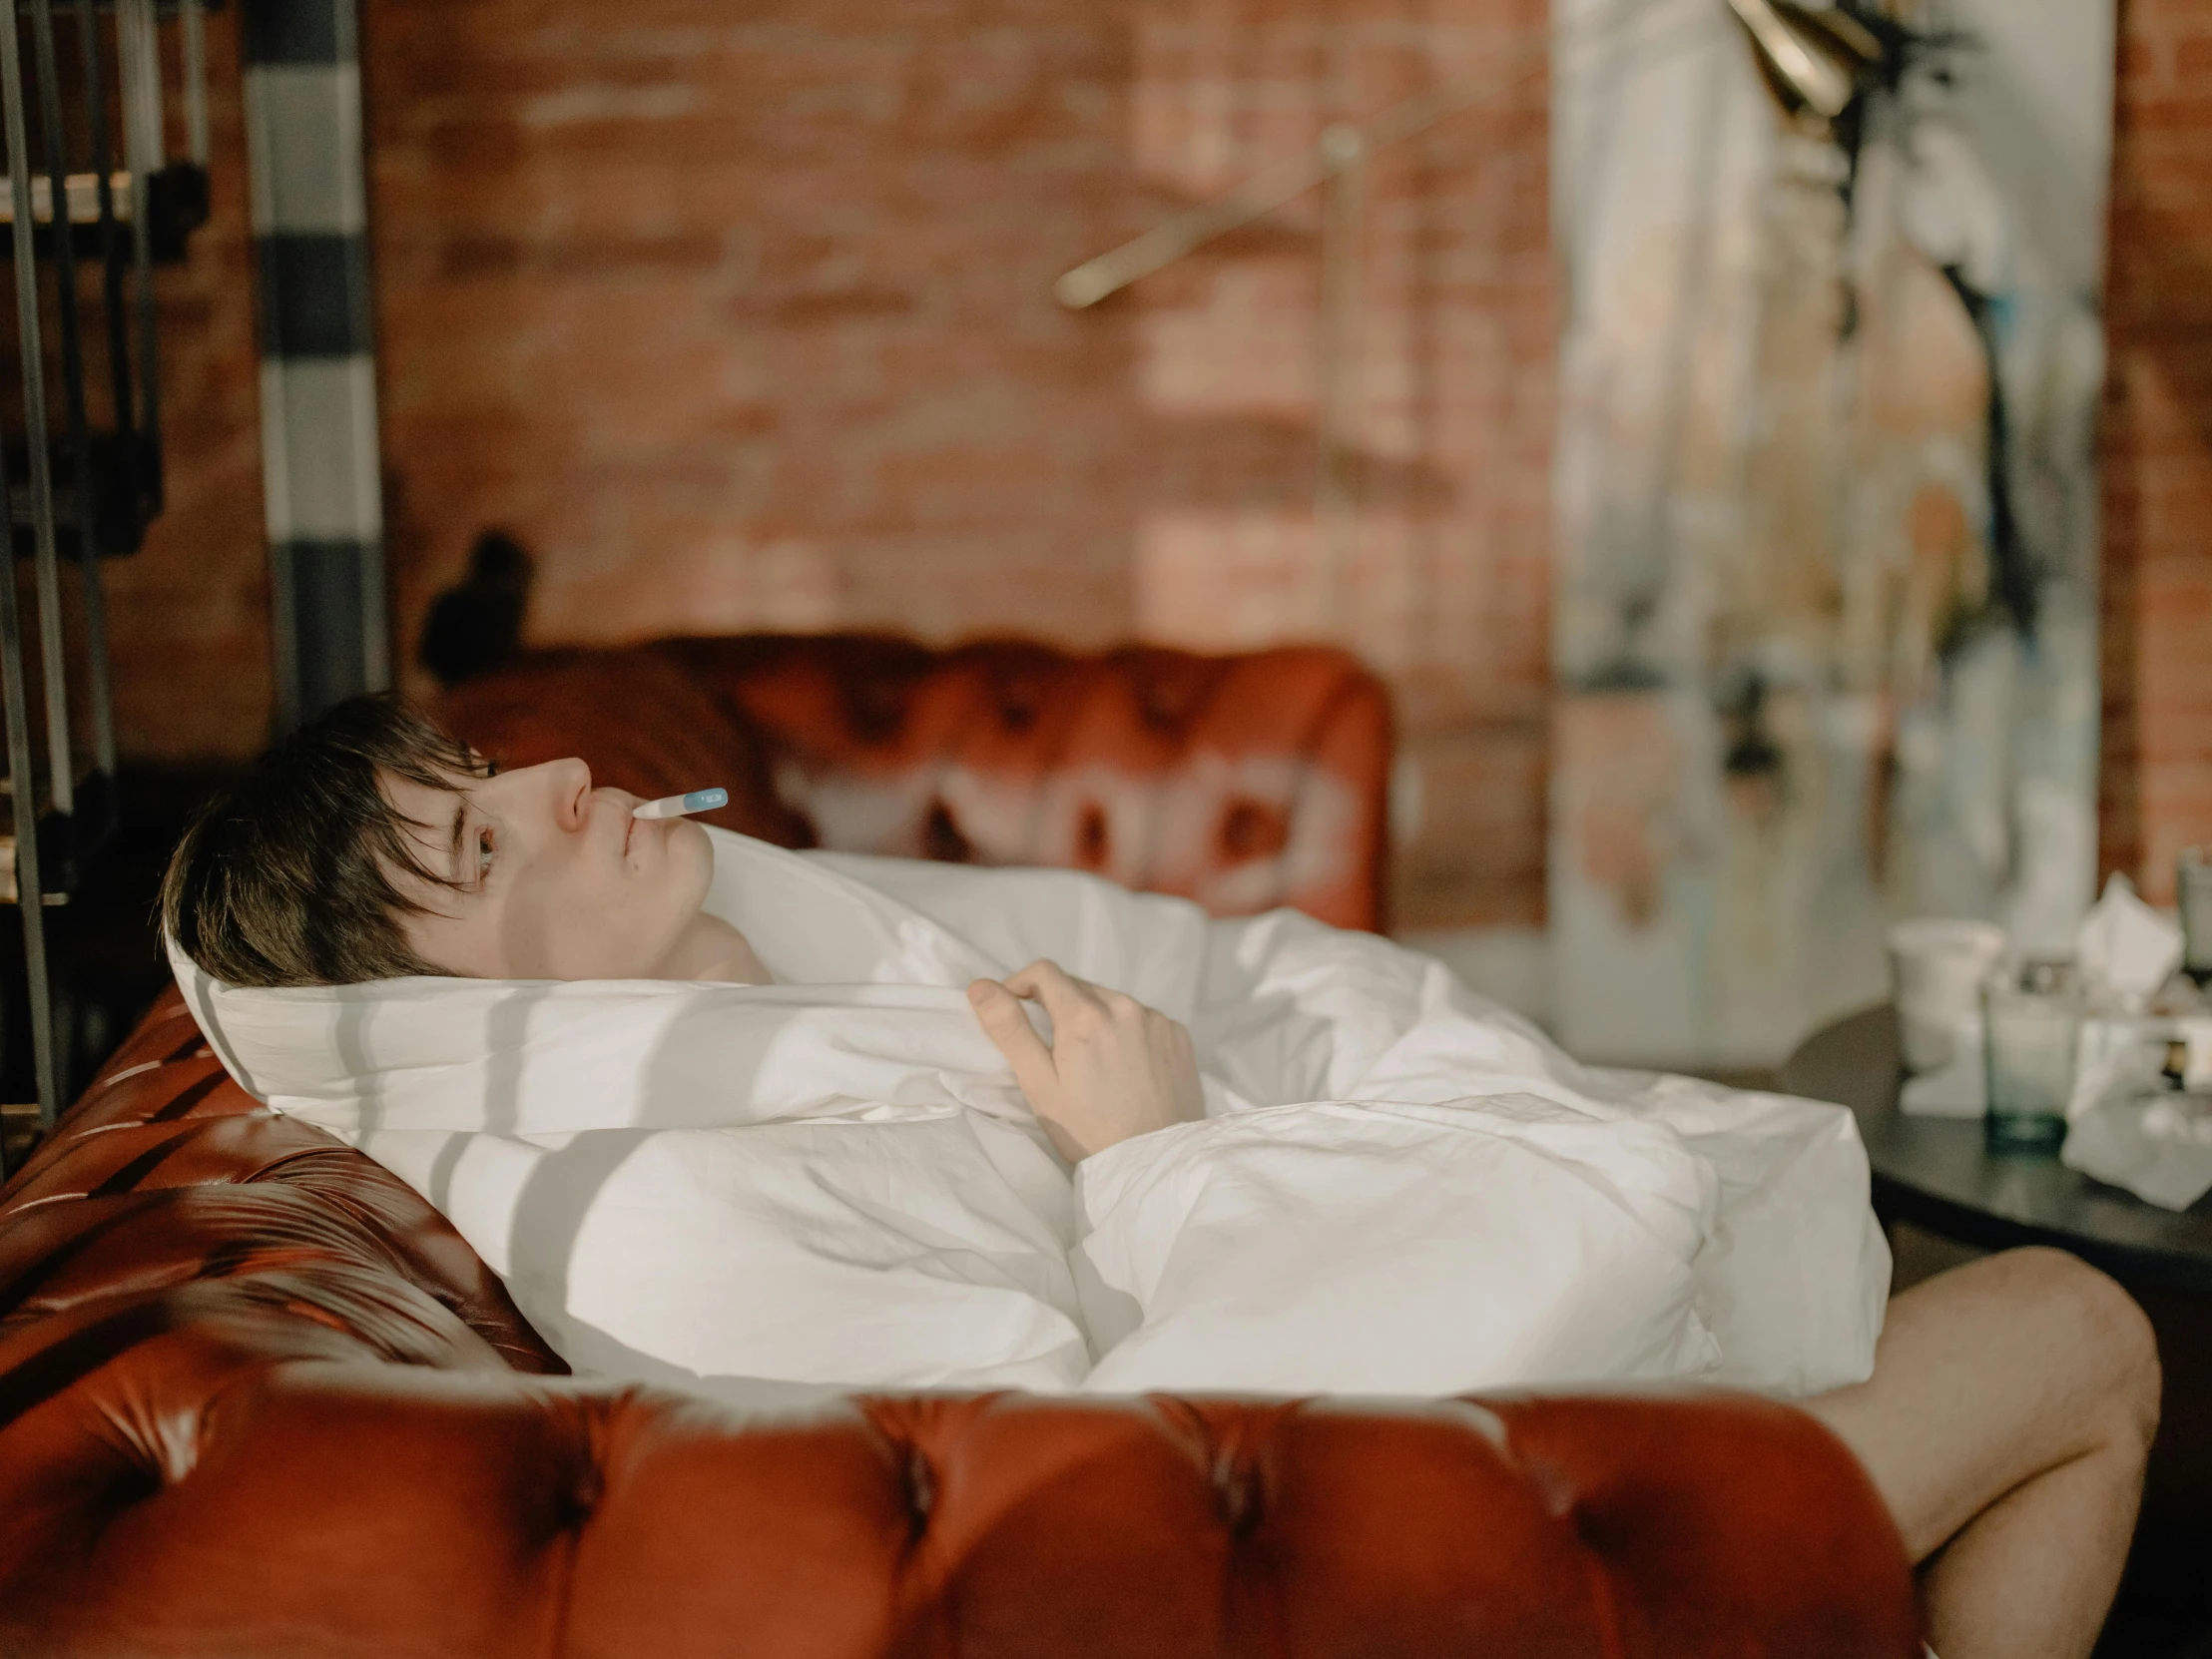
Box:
[0,0,206,1177]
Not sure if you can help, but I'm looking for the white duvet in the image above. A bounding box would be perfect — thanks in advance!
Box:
[173,830,1888,1404]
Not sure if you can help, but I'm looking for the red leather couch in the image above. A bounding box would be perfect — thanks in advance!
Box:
[0,639,1922,1656]
[435,635,1393,930]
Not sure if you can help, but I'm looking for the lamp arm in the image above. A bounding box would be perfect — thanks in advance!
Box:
[1053,0,1715,309]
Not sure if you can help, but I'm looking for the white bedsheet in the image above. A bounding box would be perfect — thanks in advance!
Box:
[172,830,1888,1403]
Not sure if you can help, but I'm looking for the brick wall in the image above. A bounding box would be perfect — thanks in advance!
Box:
[93,10,272,760]
[100,0,2212,928]
[362,0,1553,929]
[2103,0,2212,904]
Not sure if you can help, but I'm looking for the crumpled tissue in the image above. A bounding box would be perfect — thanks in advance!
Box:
[2062,1054,2212,1211]
[2058,873,2212,1207]
[2075,871,2184,1014]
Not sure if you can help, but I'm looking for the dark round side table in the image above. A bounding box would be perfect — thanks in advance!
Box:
[1782,1004,2212,1297]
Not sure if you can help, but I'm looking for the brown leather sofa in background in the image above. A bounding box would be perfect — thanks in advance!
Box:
[0,638,1923,1655]
[436,634,1393,931]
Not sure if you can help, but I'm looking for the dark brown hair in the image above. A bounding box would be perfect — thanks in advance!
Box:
[161,693,492,986]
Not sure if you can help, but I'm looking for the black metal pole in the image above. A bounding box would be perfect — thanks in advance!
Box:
[118,0,158,511]
[180,0,205,167]
[244,0,389,725]
[76,0,140,535]
[0,3,62,1131]
[2,15,72,832]
[31,0,117,814]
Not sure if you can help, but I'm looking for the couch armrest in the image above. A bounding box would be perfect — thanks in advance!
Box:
[1,1348,1917,1658]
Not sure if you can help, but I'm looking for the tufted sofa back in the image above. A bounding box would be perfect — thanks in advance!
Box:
[436,634,1392,930]
[0,992,1921,1657]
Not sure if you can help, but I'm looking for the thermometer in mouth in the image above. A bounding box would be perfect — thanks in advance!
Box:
[632,788,729,820]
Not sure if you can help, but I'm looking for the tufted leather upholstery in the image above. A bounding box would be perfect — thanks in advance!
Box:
[0,643,1919,1655]
[0,991,1923,1657]
[436,635,1393,930]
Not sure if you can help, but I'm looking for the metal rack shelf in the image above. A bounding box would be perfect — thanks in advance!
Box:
[0,159,206,258]
[7,428,160,556]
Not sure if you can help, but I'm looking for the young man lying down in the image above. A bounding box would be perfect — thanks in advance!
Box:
[162,696,2154,1659]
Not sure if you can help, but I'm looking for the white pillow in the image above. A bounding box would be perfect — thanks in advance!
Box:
[166,830,1091,1395]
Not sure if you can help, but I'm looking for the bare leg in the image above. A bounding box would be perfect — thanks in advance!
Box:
[1804,1247,2161,1659]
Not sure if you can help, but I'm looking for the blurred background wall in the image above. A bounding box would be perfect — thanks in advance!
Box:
[2104,1,2212,911]
[95,8,267,758]
[95,0,2212,957]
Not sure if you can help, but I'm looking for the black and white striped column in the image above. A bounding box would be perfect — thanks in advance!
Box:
[241,0,387,729]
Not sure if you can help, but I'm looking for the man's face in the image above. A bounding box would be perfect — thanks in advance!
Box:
[384,757,715,979]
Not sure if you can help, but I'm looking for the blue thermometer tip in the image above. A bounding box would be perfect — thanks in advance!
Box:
[633,787,730,820]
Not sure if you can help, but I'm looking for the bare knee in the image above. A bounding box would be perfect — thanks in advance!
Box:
[1989,1247,2160,1459]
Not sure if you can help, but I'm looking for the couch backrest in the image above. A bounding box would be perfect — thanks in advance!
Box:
[437,635,1392,930]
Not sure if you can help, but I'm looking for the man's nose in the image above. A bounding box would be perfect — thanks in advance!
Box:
[485,756,593,833]
[543,757,594,831]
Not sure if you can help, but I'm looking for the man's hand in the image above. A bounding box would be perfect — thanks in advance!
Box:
[967,959,1204,1161]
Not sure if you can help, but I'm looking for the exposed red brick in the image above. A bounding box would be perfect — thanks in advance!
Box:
[2103,0,2212,904]
[88,9,271,763]
[2171,32,2212,85]
[350,0,1557,927]
[103,0,2204,935]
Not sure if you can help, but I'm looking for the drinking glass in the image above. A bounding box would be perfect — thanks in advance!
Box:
[1982,959,2080,1155]
[2181,846,2212,988]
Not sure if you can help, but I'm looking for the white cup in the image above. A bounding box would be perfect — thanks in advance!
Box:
[1889,918,2008,1073]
